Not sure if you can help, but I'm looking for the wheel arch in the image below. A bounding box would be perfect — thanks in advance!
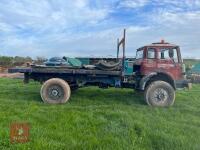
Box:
[139,72,176,90]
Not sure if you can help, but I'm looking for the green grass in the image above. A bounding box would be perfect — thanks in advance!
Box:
[0,78,200,150]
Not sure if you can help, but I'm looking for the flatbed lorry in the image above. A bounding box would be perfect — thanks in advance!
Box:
[8,29,190,107]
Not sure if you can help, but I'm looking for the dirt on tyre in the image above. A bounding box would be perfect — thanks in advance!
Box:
[40,78,71,104]
[144,81,175,107]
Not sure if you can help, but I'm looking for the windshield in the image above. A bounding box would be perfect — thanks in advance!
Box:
[136,50,143,59]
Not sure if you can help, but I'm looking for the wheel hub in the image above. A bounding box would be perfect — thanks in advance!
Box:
[153,88,168,102]
[48,85,64,100]
[51,89,59,96]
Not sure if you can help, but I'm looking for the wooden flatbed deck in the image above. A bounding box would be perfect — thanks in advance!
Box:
[8,65,121,76]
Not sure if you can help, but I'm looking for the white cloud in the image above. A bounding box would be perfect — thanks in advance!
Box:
[152,11,200,25]
[0,22,13,32]
[152,0,200,12]
[119,0,148,8]
[0,0,200,58]
[0,0,109,33]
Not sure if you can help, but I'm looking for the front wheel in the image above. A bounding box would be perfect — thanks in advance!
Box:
[40,78,71,104]
[144,81,175,107]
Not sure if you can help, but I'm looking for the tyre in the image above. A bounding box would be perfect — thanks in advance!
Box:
[144,81,175,107]
[40,78,71,104]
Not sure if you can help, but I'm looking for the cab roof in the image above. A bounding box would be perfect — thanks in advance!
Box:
[138,40,178,49]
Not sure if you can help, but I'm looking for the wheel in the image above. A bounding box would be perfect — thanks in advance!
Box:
[40,78,71,104]
[144,81,175,107]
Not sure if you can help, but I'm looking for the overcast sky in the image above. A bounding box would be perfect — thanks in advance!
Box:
[0,0,200,58]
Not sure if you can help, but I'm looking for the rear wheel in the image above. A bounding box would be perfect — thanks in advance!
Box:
[40,78,71,104]
[144,81,175,107]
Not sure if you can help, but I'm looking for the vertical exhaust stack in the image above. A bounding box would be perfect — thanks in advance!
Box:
[117,29,126,60]
[117,29,126,76]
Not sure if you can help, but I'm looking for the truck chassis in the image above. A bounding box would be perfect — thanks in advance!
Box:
[8,29,190,107]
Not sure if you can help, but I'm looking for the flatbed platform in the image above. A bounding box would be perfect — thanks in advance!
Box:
[8,65,121,76]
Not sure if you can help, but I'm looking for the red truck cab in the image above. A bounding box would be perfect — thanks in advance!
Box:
[133,40,189,106]
[135,40,185,77]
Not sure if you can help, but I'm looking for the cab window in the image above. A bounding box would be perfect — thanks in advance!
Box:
[160,49,170,59]
[159,48,179,63]
[136,49,144,59]
[147,48,156,59]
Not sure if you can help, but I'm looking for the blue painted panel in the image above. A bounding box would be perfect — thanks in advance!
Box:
[124,60,133,75]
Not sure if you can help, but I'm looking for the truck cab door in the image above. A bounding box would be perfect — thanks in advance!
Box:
[157,48,182,80]
[171,47,183,79]
[145,48,157,73]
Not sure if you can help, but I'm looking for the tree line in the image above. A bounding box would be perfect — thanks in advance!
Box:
[0,56,47,67]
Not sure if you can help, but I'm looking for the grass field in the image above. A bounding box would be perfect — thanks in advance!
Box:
[0,78,200,150]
